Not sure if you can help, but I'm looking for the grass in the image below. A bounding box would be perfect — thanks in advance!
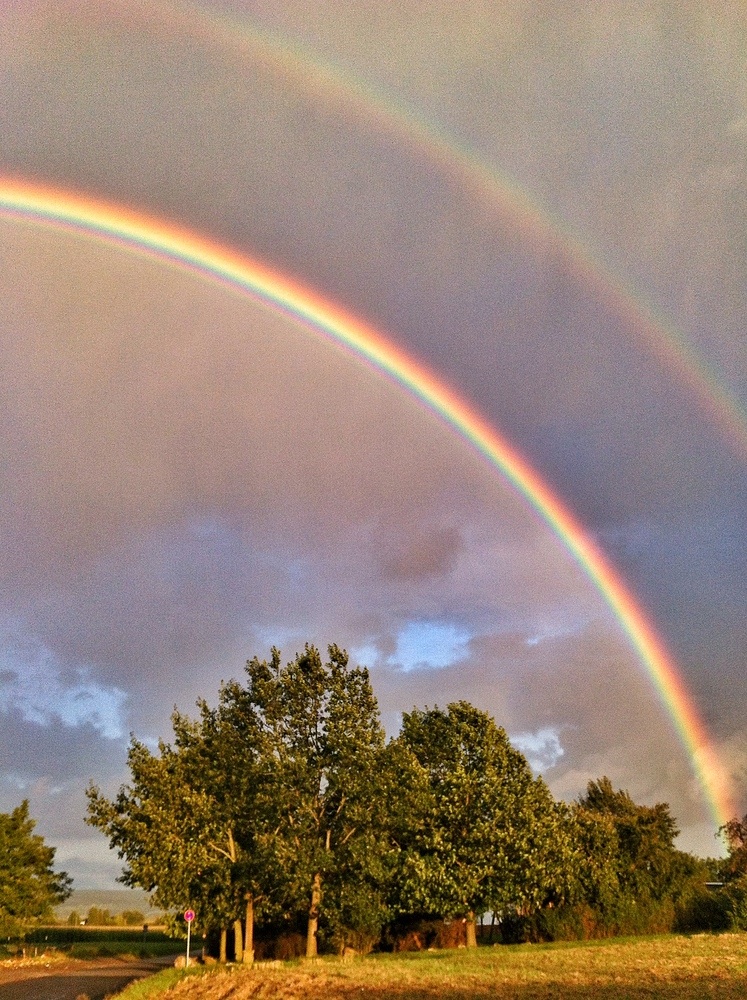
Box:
[111,967,212,999]
[65,940,179,960]
[113,933,747,999]
[2,926,179,962]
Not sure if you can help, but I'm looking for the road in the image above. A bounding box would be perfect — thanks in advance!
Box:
[0,955,175,1000]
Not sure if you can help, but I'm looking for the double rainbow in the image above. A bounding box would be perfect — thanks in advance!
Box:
[177,3,747,463]
[0,177,734,826]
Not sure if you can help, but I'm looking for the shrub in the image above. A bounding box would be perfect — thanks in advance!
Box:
[675,887,732,931]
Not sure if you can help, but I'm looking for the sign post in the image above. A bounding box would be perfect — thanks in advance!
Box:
[184,909,195,968]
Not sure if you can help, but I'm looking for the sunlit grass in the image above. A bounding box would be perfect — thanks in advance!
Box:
[114,965,215,999]
[113,933,747,999]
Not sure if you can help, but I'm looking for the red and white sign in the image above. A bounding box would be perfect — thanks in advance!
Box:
[184,909,195,923]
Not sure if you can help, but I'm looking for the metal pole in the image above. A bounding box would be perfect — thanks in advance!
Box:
[186,919,191,968]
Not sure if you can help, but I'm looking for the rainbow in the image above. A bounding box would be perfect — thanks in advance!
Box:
[0,176,735,826]
[169,2,747,462]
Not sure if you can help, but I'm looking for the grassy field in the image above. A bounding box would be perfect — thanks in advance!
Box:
[113,933,747,999]
[1,927,177,962]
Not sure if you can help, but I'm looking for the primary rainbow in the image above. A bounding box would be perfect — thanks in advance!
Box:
[180,3,747,462]
[0,176,734,826]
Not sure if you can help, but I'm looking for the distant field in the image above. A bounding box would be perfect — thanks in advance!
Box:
[3,927,176,962]
[115,933,747,1000]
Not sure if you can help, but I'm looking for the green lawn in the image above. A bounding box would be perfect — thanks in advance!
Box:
[113,933,747,999]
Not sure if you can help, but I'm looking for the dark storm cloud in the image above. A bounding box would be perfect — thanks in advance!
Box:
[0,710,125,790]
[381,526,463,581]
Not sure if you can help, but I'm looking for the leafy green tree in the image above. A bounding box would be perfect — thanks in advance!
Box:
[719,814,747,880]
[86,906,114,926]
[566,806,621,913]
[86,731,250,959]
[0,801,72,936]
[397,702,573,946]
[179,669,289,962]
[244,644,392,957]
[578,777,680,903]
[87,642,395,959]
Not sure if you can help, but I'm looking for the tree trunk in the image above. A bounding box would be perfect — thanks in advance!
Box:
[219,927,228,964]
[243,895,254,964]
[488,911,496,944]
[233,919,243,963]
[466,911,477,948]
[306,872,322,958]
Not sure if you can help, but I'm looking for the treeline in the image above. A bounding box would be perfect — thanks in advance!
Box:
[86,644,743,959]
[65,906,148,926]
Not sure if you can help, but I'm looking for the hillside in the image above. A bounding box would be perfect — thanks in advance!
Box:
[54,888,163,922]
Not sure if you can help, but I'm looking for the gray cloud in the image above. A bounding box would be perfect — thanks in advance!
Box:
[0,0,745,881]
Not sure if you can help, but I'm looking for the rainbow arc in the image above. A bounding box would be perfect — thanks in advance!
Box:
[0,177,734,826]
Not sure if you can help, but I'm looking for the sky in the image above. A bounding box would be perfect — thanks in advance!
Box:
[0,0,746,885]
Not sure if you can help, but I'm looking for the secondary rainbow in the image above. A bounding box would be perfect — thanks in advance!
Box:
[175,3,747,462]
[0,176,734,826]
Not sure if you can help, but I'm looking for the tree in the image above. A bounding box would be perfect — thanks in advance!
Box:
[87,643,394,959]
[396,702,573,946]
[86,906,114,926]
[577,777,680,903]
[0,801,72,935]
[566,806,621,914]
[242,644,392,956]
[87,722,266,961]
[719,814,747,880]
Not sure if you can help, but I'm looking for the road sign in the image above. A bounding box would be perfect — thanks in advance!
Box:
[184,909,195,968]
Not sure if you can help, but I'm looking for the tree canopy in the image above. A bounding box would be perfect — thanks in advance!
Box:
[86,643,720,954]
[0,800,72,935]
[577,776,680,902]
[394,702,572,945]
[719,814,747,880]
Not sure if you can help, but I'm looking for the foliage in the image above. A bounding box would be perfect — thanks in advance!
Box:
[551,777,716,938]
[86,906,115,925]
[236,644,393,955]
[719,813,747,880]
[87,644,399,958]
[0,800,72,936]
[84,645,732,954]
[86,710,264,946]
[577,776,681,902]
[395,702,574,939]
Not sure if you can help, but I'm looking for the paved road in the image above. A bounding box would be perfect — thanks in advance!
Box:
[0,956,175,1000]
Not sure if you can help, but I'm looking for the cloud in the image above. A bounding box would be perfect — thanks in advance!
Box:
[0,629,126,739]
[387,620,471,672]
[512,727,565,773]
[1,0,745,881]
[381,527,463,581]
